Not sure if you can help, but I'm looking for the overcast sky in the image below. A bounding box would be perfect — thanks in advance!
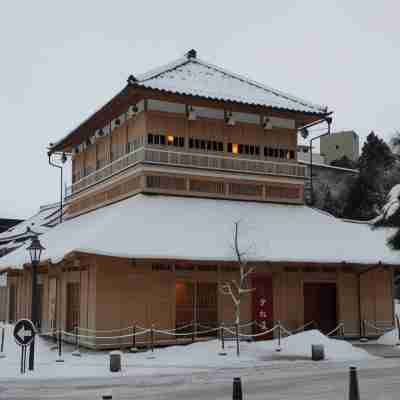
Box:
[1,1,399,219]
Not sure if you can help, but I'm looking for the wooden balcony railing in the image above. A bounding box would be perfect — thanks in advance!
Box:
[66,146,306,196]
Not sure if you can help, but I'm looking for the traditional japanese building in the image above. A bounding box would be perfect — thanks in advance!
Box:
[0,51,397,345]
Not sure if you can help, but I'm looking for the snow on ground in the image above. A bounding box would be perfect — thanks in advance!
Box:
[0,325,373,381]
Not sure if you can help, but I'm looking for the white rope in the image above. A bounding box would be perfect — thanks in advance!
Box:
[223,325,279,338]
[364,320,393,333]
[38,330,58,337]
[192,327,220,335]
[279,324,293,336]
[61,329,150,340]
[152,329,194,337]
[326,323,344,337]
[197,323,214,330]
[293,321,315,333]
[172,322,194,331]
[78,326,134,333]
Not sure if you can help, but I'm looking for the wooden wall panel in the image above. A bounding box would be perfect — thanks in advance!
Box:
[0,287,7,321]
[128,112,147,141]
[85,145,96,173]
[79,270,88,330]
[360,267,394,334]
[337,271,360,335]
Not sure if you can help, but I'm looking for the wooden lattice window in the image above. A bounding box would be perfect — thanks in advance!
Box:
[146,175,186,191]
[229,183,263,197]
[189,179,225,194]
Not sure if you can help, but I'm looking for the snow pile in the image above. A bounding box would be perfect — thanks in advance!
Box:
[377,329,399,346]
[377,301,400,346]
[249,330,374,361]
[0,324,374,381]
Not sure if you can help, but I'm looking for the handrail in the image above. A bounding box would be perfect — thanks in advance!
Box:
[67,145,306,196]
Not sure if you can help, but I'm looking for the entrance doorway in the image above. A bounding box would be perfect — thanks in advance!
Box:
[66,283,80,332]
[176,281,218,331]
[304,283,337,334]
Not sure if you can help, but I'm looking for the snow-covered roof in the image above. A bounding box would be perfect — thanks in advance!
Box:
[0,203,63,260]
[0,194,398,271]
[0,203,61,243]
[134,54,328,115]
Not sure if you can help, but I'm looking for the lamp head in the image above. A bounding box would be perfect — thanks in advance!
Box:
[300,128,309,139]
[27,236,45,264]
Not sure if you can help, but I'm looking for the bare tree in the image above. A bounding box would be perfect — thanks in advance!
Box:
[220,220,255,331]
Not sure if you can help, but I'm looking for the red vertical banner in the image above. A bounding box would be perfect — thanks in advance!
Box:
[252,276,273,340]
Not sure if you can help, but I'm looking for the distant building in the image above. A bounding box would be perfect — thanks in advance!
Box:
[320,130,359,165]
[297,144,325,164]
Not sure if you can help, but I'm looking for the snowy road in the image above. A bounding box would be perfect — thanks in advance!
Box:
[2,359,400,400]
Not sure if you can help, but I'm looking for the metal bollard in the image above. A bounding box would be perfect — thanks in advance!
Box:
[349,366,360,400]
[276,321,282,352]
[219,323,227,356]
[232,377,243,400]
[130,324,139,353]
[72,325,81,357]
[109,351,122,373]
[146,325,156,359]
[311,344,325,361]
[151,325,154,353]
[360,319,368,342]
[0,326,5,358]
[396,315,400,346]
[56,330,64,362]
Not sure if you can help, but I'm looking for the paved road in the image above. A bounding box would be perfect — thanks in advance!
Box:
[2,359,400,400]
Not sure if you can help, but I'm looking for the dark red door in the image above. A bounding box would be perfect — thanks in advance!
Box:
[304,283,337,334]
[252,276,273,339]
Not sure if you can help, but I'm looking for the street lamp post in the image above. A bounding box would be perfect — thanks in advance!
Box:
[308,118,332,205]
[27,236,45,371]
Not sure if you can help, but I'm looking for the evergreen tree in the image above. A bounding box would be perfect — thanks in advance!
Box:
[322,188,336,216]
[330,155,357,170]
[358,131,395,173]
[342,132,395,220]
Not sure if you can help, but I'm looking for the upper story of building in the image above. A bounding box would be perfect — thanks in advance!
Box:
[49,50,331,218]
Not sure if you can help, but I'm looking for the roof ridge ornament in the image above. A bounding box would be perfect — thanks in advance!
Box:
[127,75,138,85]
[185,49,197,59]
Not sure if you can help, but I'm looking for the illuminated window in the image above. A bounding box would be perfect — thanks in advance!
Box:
[232,144,239,154]
[167,135,174,145]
